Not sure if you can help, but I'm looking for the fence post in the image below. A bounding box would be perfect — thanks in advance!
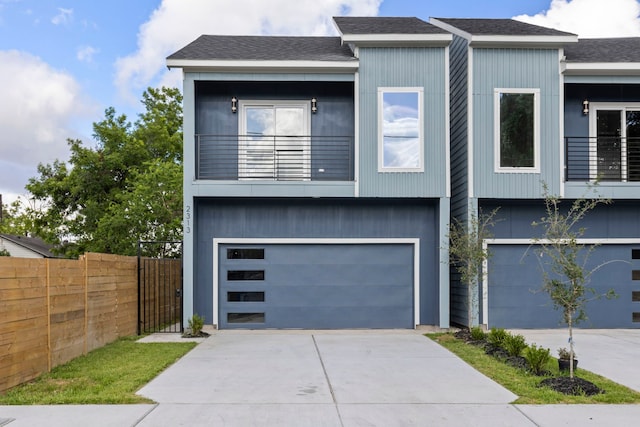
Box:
[46,258,51,372]
[83,253,88,355]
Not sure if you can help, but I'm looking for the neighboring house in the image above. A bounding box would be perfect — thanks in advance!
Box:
[167,17,453,329]
[0,234,58,258]
[431,18,640,328]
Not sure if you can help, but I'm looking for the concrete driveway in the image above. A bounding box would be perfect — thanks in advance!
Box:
[4,329,640,426]
[136,330,524,426]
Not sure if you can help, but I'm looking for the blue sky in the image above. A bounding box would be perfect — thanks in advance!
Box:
[1,0,640,203]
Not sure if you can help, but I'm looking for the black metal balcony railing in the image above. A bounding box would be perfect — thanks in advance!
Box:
[196,134,354,181]
[565,136,640,182]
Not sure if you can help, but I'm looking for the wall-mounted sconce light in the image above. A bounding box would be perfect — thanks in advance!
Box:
[582,99,589,115]
[231,96,238,113]
[311,97,318,114]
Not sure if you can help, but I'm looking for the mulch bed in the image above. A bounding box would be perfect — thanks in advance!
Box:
[540,376,603,396]
[452,328,603,396]
[182,331,210,338]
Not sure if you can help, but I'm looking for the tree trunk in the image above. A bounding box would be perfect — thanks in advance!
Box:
[568,317,575,379]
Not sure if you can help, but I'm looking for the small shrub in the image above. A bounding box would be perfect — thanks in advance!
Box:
[525,344,552,375]
[487,328,509,348]
[188,313,204,335]
[503,333,527,357]
[470,326,486,341]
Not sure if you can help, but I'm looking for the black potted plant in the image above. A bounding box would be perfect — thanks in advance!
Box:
[557,347,578,372]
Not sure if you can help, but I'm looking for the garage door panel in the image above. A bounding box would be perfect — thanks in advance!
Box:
[262,284,412,307]
[258,264,413,287]
[219,243,415,329]
[261,306,411,329]
[488,244,639,329]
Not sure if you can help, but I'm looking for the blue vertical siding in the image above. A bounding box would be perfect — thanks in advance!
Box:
[472,48,562,198]
[357,47,449,197]
[193,198,440,325]
[481,199,640,239]
[447,35,472,327]
[449,35,469,221]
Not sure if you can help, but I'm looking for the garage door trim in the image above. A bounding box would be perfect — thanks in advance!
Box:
[483,237,640,328]
[213,237,421,328]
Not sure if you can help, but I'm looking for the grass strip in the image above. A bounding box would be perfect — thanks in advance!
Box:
[427,333,640,404]
[0,336,196,405]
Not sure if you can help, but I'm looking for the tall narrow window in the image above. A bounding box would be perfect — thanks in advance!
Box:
[378,88,423,172]
[494,89,540,172]
[239,101,310,180]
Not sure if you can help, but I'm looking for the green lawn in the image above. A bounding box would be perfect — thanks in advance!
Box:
[428,333,640,404]
[0,336,196,405]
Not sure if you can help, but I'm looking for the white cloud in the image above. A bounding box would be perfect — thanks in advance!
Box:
[514,0,640,37]
[77,45,99,63]
[114,0,381,104]
[0,50,97,195]
[51,7,72,26]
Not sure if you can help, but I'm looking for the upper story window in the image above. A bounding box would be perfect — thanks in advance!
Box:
[378,87,424,172]
[494,88,540,173]
[239,101,310,180]
[589,103,640,182]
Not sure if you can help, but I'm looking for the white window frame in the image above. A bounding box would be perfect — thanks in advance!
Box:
[238,100,311,180]
[494,88,540,173]
[378,87,424,172]
[588,102,640,182]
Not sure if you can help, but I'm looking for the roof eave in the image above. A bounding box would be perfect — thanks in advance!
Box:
[166,59,359,72]
[563,62,640,75]
[339,33,452,47]
[469,34,578,48]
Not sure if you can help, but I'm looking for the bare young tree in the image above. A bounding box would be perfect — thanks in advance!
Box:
[533,184,617,378]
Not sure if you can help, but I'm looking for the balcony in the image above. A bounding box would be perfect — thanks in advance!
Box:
[196,134,354,181]
[565,137,640,182]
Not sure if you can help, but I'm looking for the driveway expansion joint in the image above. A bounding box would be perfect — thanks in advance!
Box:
[312,334,344,427]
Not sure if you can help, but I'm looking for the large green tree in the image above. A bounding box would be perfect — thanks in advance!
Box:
[0,198,37,237]
[26,87,183,258]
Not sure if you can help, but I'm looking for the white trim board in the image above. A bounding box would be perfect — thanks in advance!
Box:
[480,237,640,326]
[212,237,421,328]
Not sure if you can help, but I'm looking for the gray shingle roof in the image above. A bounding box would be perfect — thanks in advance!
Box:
[0,234,58,258]
[334,16,448,35]
[433,18,575,37]
[167,35,355,62]
[565,38,640,63]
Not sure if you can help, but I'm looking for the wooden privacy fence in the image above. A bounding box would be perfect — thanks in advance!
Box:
[0,252,167,394]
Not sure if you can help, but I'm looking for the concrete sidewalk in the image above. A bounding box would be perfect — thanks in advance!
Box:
[1,329,640,426]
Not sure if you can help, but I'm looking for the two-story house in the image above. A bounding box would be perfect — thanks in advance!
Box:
[169,14,640,330]
[432,18,640,329]
[167,17,453,329]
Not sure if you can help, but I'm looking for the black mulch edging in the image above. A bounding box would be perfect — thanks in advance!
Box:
[539,376,604,396]
[182,331,210,338]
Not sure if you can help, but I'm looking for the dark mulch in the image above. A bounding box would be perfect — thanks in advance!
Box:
[504,355,529,370]
[454,329,487,347]
[484,343,509,359]
[454,329,472,341]
[539,376,604,396]
[182,331,210,338]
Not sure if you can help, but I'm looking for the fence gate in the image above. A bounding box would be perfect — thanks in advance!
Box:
[138,241,183,334]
